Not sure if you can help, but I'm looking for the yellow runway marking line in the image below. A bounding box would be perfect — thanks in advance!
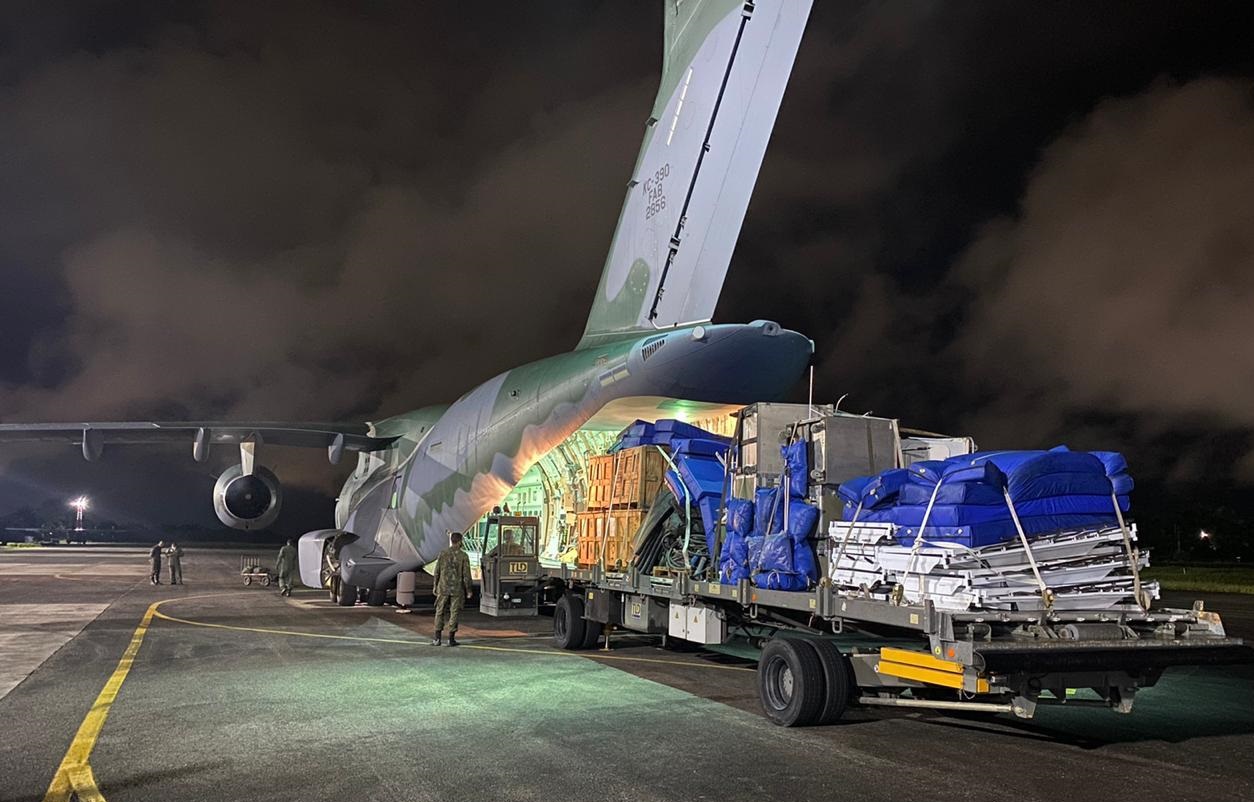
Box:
[41,593,235,802]
[152,610,755,672]
[41,602,157,802]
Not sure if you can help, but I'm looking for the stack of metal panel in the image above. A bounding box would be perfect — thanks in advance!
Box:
[827,522,1158,612]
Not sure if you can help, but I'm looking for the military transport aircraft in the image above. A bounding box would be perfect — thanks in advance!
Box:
[0,0,816,602]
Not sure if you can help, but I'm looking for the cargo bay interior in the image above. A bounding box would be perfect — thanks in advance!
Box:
[467,396,744,572]
[467,397,974,580]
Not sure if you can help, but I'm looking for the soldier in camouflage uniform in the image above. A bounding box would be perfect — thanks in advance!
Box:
[431,531,473,646]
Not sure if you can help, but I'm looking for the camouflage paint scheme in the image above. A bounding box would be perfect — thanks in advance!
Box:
[331,321,811,589]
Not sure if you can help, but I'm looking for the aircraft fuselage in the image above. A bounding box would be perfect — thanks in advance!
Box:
[330,321,811,590]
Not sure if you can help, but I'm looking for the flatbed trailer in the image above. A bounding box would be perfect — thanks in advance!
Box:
[477,402,1248,726]
[537,562,1245,726]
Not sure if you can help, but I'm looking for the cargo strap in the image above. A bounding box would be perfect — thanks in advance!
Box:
[902,475,946,603]
[831,500,864,571]
[656,445,694,570]
[1111,492,1148,611]
[1002,489,1053,610]
[600,454,621,570]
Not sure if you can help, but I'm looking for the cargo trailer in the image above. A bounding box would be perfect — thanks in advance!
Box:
[478,402,1248,726]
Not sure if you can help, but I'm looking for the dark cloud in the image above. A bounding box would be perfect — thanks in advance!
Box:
[1,2,1252,538]
[957,78,1254,428]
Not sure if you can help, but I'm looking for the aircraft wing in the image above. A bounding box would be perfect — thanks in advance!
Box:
[0,421,397,464]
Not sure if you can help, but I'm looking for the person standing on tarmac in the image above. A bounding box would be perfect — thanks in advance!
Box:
[166,542,184,585]
[148,541,164,585]
[431,531,473,647]
[275,539,297,597]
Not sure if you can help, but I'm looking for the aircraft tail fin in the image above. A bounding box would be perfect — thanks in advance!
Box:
[577,0,812,349]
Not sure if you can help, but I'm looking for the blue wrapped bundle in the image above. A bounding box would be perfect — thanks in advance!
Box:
[892,494,1130,527]
[754,487,784,536]
[842,505,897,523]
[726,498,754,537]
[899,462,1006,506]
[653,419,712,441]
[671,437,728,457]
[753,498,820,591]
[782,440,809,498]
[757,570,810,591]
[758,531,793,573]
[718,530,749,585]
[899,512,1129,547]
[787,500,819,583]
[839,469,910,521]
[746,534,764,573]
[842,445,1137,548]
[837,475,874,508]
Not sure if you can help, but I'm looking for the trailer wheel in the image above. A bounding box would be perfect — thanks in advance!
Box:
[757,638,825,727]
[366,588,387,606]
[553,594,588,650]
[335,577,358,607]
[802,638,853,724]
[243,575,252,586]
[261,575,271,587]
[580,618,603,650]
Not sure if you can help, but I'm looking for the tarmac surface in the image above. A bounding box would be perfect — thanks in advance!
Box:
[2,545,1253,802]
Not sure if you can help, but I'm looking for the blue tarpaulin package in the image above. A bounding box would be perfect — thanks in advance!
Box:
[864,469,912,507]
[841,446,1136,547]
[755,487,784,535]
[782,440,808,498]
[746,534,764,572]
[892,494,1130,527]
[753,499,820,590]
[786,499,820,539]
[718,531,749,584]
[837,475,875,507]
[727,498,754,536]
[756,570,809,591]
[758,531,793,573]
[786,500,819,583]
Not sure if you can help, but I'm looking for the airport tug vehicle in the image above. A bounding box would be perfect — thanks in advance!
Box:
[478,402,1246,726]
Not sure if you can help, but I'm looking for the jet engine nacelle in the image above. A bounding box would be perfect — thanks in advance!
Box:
[213,464,282,530]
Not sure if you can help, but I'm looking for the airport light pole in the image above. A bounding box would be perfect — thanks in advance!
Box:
[69,496,89,532]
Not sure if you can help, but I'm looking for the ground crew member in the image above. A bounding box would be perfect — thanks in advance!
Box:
[166,541,184,585]
[275,539,297,597]
[431,531,473,647]
[148,541,164,585]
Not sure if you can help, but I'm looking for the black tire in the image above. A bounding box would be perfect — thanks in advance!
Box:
[336,577,358,607]
[801,638,853,725]
[260,575,271,587]
[553,594,588,650]
[757,638,826,727]
[367,587,387,606]
[243,576,252,586]
[580,617,603,650]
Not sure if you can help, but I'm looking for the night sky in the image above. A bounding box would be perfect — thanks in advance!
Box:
[1,2,1253,551]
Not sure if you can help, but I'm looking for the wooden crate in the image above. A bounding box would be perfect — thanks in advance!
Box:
[586,454,616,511]
[575,509,645,568]
[609,446,666,508]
